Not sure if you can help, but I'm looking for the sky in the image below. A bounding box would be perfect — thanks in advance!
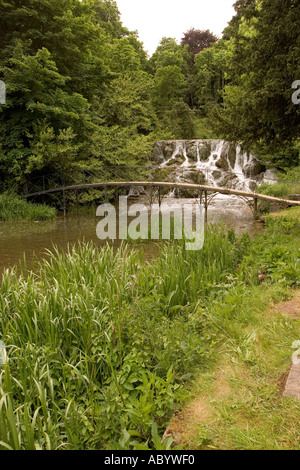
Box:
[116,0,236,56]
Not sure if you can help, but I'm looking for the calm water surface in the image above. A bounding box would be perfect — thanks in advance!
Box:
[0,195,264,273]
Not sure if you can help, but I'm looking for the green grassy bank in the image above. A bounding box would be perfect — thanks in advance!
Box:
[0,194,56,221]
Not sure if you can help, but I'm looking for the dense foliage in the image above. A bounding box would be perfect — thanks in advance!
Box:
[213,0,300,166]
[0,0,299,195]
[0,193,56,220]
[0,0,162,192]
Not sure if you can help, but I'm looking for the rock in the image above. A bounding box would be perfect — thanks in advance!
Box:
[164,141,178,160]
[128,186,144,197]
[243,159,266,178]
[216,155,229,172]
[289,194,300,201]
[263,168,279,184]
[248,180,258,192]
[212,170,222,180]
[219,142,236,169]
[154,139,275,193]
[185,141,198,162]
[155,140,184,161]
[227,143,237,168]
[218,173,238,188]
[153,142,165,163]
[186,169,205,185]
[198,141,212,161]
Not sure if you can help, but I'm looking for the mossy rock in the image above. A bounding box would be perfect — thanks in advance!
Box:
[153,166,175,181]
[186,141,198,162]
[227,143,237,168]
[153,142,165,163]
[216,155,229,172]
[212,170,222,180]
[243,160,266,177]
[218,173,238,188]
[198,142,212,161]
[187,169,206,185]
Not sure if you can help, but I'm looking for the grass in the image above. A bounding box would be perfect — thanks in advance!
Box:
[266,206,300,220]
[258,165,300,199]
[174,284,300,450]
[0,218,300,449]
[0,193,56,221]
[162,218,300,450]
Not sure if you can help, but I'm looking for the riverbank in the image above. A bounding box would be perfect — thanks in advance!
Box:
[0,215,299,450]
[0,194,56,221]
[164,212,300,450]
[164,286,300,450]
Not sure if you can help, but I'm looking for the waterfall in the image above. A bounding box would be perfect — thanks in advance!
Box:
[153,139,275,193]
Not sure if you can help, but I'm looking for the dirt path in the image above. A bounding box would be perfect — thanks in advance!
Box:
[164,290,300,449]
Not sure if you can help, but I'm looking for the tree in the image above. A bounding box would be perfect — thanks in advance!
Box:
[97,70,157,134]
[152,65,187,114]
[194,41,227,113]
[147,37,195,136]
[148,37,191,75]
[215,0,300,166]
[181,28,218,59]
[0,47,94,180]
[166,100,196,140]
[0,0,159,190]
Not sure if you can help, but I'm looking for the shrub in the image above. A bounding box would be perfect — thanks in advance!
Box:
[0,193,56,220]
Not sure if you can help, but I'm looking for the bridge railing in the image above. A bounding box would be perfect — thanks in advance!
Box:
[24,165,297,204]
[24,165,154,196]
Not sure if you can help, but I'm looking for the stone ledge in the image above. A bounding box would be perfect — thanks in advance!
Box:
[283,364,300,399]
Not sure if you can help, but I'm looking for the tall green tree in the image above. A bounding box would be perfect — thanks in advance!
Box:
[194,40,227,113]
[0,0,159,189]
[216,0,300,166]
[0,47,94,180]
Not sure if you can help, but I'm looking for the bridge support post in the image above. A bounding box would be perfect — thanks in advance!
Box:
[75,190,79,214]
[204,190,208,225]
[63,189,66,217]
[253,197,258,219]
[149,186,153,214]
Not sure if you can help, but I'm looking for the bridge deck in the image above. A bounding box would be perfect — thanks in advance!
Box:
[23,181,300,207]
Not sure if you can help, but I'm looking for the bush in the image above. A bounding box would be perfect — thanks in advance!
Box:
[0,193,56,220]
[258,166,300,199]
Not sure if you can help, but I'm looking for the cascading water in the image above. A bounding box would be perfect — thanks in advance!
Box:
[149,139,279,233]
[129,139,278,234]
[154,139,276,193]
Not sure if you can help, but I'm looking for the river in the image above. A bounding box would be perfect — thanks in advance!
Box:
[0,195,264,274]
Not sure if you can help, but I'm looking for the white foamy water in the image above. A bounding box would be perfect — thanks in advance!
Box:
[154,139,277,193]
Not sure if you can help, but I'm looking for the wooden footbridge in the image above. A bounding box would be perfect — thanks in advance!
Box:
[23,180,300,223]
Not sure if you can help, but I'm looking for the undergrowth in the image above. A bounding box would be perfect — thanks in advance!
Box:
[0,221,299,449]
